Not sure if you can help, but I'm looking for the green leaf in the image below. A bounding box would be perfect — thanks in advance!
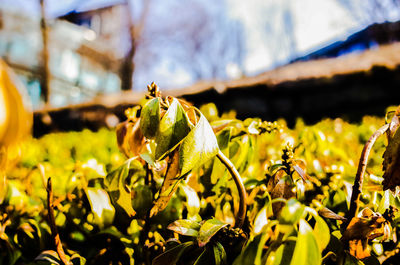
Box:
[131,185,153,217]
[268,164,284,175]
[377,190,395,214]
[140,97,160,139]
[200,102,219,122]
[155,98,191,160]
[254,221,279,265]
[213,242,227,265]
[105,157,137,217]
[85,188,115,228]
[140,152,156,168]
[312,215,330,252]
[306,207,330,252]
[230,135,250,171]
[216,127,232,151]
[207,128,233,185]
[290,219,321,265]
[279,199,306,225]
[152,241,194,265]
[232,234,262,265]
[197,218,228,247]
[167,219,201,237]
[254,206,269,234]
[268,240,296,265]
[179,111,219,176]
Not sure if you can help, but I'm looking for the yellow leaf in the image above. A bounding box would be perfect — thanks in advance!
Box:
[0,60,32,172]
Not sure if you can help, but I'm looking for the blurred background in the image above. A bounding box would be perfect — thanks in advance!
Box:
[2,0,400,135]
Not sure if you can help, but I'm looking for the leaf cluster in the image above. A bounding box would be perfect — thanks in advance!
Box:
[2,92,400,265]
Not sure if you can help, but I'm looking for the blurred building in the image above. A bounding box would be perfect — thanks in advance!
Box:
[0,2,129,109]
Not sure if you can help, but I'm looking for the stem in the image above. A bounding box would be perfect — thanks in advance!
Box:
[46,178,70,265]
[217,150,247,228]
[142,164,153,265]
[345,123,389,225]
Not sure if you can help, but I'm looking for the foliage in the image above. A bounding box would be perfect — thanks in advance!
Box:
[2,84,400,264]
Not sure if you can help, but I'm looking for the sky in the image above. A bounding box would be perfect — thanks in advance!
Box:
[1,0,400,90]
[227,0,360,73]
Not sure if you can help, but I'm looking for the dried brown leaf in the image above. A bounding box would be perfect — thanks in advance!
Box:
[382,129,400,190]
[348,239,370,259]
[269,170,296,216]
[387,106,400,139]
[342,209,388,241]
[293,163,308,182]
[150,149,182,217]
[342,208,390,259]
[383,107,400,190]
[116,119,145,158]
[318,207,347,221]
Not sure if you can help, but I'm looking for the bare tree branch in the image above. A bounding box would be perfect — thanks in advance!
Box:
[345,123,389,227]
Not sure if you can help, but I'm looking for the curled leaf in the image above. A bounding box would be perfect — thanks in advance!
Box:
[105,158,137,217]
[197,218,228,247]
[306,207,331,252]
[179,111,219,176]
[213,242,227,265]
[290,219,321,265]
[86,188,115,228]
[116,119,145,158]
[155,98,191,160]
[140,97,160,139]
[167,219,201,237]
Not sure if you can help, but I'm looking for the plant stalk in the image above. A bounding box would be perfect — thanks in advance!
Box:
[217,150,247,228]
[46,177,70,265]
[345,123,389,226]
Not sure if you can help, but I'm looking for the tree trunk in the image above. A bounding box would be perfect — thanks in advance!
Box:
[39,0,50,104]
[120,35,135,91]
[120,0,151,91]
